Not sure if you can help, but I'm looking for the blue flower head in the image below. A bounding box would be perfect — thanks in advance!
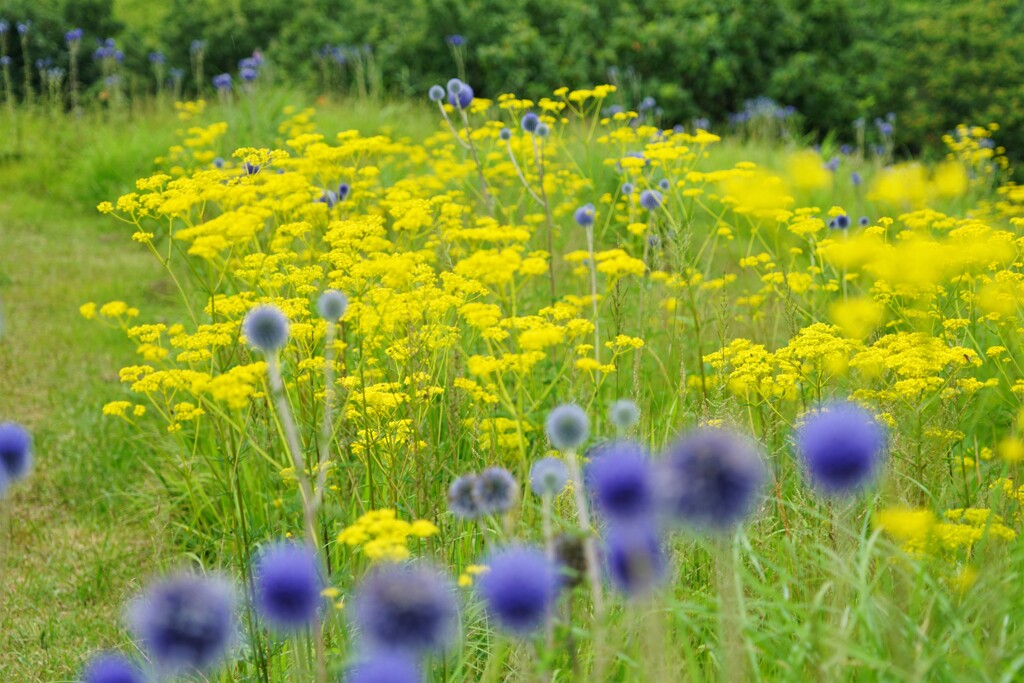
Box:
[240,67,258,82]
[128,572,237,674]
[353,562,457,654]
[66,28,84,44]
[317,190,338,209]
[639,189,662,211]
[449,83,473,109]
[834,214,850,230]
[585,440,655,524]
[0,21,8,35]
[212,73,232,91]
[605,525,665,596]
[658,178,671,191]
[621,182,634,196]
[148,51,165,65]
[428,85,445,102]
[658,428,766,531]
[520,112,539,134]
[17,22,29,36]
[795,402,886,496]
[338,182,351,200]
[499,127,511,141]
[82,653,144,683]
[473,466,519,515]
[445,34,466,47]
[545,404,589,451]
[190,39,206,54]
[574,203,596,228]
[858,216,870,227]
[477,546,559,633]
[347,655,420,683]
[609,399,640,430]
[535,122,550,138]
[824,156,840,172]
[0,56,9,67]
[446,78,463,95]
[0,422,32,481]
[851,171,863,186]
[243,305,289,353]
[448,473,481,519]
[317,290,348,322]
[253,542,323,631]
[529,457,568,496]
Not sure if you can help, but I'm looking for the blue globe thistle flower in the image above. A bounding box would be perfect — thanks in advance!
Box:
[639,189,662,211]
[0,21,8,35]
[545,404,589,451]
[834,214,850,230]
[658,428,766,531]
[851,171,863,186]
[212,73,232,91]
[446,78,463,95]
[253,542,323,631]
[317,290,348,322]
[82,653,143,683]
[499,127,511,141]
[795,402,886,495]
[448,474,481,519]
[658,178,671,191]
[529,457,568,496]
[148,51,165,65]
[824,156,840,172]
[449,83,473,109]
[128,572,237,674]
[0,56,10,67]
[0,422,32,481]
[338,182,351,200]
[317,190,338,209]
[520,112,540,134]
[346,655,420,683]
[17,22,29,36]
[840,144,853,155]
[353,563,457,654]
[66,28,84,44]
[477,546,559,634]
[243,161,260,175]
[445,34,466,47]
[190,40,206,54]
[212,157,224,168]
[638,96,656,112]
[574,203,596,228]
[243,305,290,353]
[428,85,445,102]
[473,466,519,514]
[585,440,655,523]
[621,182,634,196]
[859,216,870,227]
[609,399,640,429]
[605,525,665,596]
[535,122,550,138]
[240,67,258,82]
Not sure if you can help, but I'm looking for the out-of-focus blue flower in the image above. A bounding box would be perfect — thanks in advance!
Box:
[128,572,237,674]
[448,473,481,519]
[317,290,348,322]
[658,428,766,531]
[521,112,540,134]
[82,653,144,683]
[585,440,655,524]
[851,171,863,186]
[352,562,457,654]
[473,466,519,515]
[347,655,420,683]
[545,404,589,451]
[795,402,886,495]
[0,422,32,481]
[574,203,596,228]
[859,216,870,227]
[529,457,569,497]
[639,189,662,211]
[212,73,232,91]
[16,21,30,36]
[243,305,289,353]
[824,156,840,172]
[428,84,445,102]
[609,399,640,430]
[190,39,206,54]
[445,35,466,47]
[65,28,84,44]
[477,546,559,633]
[535,122,550,138]
[148,51,165,65]
[605,525,665,596]
[448,82,473,109]
[253,542,323,631]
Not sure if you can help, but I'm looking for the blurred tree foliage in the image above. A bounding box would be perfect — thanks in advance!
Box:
[3,0,1023,157]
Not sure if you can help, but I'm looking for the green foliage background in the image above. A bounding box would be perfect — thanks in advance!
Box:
[3,0,1024,155]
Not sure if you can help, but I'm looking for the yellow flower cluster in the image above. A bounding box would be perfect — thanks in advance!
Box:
[337,509,439,562]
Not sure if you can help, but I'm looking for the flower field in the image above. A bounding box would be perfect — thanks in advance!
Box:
[5,76,1024,682]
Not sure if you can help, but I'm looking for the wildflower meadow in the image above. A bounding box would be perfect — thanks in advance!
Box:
[4,4,1024,682]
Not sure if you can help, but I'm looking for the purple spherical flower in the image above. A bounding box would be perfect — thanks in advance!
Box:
[346,654,420,683]
[17,22,30,36]
[534,122,550,138]
[574,203,596,228]
[352,562,457,654]
[317,290,348,322]
[834,214,850,230]
[545,404,589,451]
[605,525,665,596]
[609,399,640,429]
[253,542,323,631]
[0,21,8,35]
[520,112,539,134]
[66,28,84,44]
[148,51,165,65]
[473,466,519,514]
[639,189,662,211]
[338,182,351,199]
[0,422,32,481]
[212,73,232,91]
[317,190,338,209]
[448,83,473,109]
[128,572,237,674]
[851,171,863,186]
[477,546,559,633]
[82,653,143,683]
[428,85,445,102]
[658,178,671,191]
[499,127,511,141]
[795,402,886,495]
[446,78,463,95]
[858,216,870,227]
[586,440,655,523]
[658,428,766,531]
[621,182,634,196]
[529,457,568,496]
[243,305,289,353]
[445,34,466,47]
[240,67,258,82]
[448,473,480,519]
